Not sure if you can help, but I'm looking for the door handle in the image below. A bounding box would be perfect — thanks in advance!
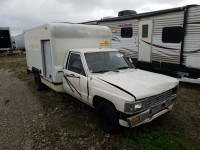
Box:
[64,73,74,77]
[65,73,80,78]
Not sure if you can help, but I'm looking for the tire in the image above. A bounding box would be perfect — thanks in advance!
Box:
[34,73,45,91]
[96,101,120,134]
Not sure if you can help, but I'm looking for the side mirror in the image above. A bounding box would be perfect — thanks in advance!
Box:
[55,66,64,77]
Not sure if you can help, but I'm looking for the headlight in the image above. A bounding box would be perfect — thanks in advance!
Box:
[135,102,143,110]
[124,101,146,114]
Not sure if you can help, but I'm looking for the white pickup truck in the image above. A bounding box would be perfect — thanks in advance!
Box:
[25,23,179,133]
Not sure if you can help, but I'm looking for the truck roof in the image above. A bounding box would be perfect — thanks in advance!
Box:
[25,23,112,39]
[70,48,119,53]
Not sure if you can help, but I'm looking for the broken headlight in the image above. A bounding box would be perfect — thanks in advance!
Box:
[124,101,146,114]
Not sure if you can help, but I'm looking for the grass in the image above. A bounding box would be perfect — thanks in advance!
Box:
[122,130,184,150]
[0,53,199,150]
[0,54,31,81]
[192,139,200,150]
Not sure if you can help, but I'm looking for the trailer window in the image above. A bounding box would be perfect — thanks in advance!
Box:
[142,24,148,38]
[162,26,183,43]
[121,27,132,38]
[67,53,86,76]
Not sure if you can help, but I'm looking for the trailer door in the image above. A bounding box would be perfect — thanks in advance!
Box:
[42,40,52,78]
[138,20,153,62]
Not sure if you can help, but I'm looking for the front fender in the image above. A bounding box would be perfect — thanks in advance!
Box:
[88,76,135,112]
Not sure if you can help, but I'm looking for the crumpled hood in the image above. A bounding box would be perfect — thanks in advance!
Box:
[97,69,179,100]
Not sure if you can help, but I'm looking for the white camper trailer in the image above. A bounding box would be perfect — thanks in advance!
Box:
[25,23,179,133]
[14,33,25,51]
[84,5,200,78]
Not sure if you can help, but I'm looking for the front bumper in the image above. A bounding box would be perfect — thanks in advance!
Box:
[124,94,176,127]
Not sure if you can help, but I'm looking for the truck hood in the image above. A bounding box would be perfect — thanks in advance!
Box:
[97,69,179,100]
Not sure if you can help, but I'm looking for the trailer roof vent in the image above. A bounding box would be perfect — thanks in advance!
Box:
[118,10,137,17]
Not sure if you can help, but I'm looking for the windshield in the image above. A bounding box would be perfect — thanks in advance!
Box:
[84,51,133,73]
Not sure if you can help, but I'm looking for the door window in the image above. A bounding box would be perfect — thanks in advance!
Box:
[142,24,149,38]
[67,53,86,76]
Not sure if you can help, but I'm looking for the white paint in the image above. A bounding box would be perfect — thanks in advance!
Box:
[138,20,153,62]
[186,55,200,69]
[62,52,88,102]
[25,23,112,83]
[97,69,178,99]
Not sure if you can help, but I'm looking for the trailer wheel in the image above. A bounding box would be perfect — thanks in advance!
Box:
[34,73,45,91]
[96,101,120,134]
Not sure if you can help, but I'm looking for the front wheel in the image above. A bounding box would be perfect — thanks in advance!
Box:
[96,101,120,134]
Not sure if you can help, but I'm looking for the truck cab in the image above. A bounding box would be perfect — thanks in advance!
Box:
[58,48,178,133]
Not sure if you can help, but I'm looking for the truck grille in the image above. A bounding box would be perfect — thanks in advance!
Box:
[146,89,172,108]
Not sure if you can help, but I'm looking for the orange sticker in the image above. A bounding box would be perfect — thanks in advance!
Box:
[100,41,109,46]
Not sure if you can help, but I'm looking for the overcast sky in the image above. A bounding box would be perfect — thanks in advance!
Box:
[1,0,200,36]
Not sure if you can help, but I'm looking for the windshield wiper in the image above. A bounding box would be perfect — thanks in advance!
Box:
[93,70,119,73]
[117,66,130,70]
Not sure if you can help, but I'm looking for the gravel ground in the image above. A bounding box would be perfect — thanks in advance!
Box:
[0,67,200,150]
[0,69,117,150]
[0,70,46,150]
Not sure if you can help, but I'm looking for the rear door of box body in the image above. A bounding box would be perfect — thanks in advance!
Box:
[42,40,53,79]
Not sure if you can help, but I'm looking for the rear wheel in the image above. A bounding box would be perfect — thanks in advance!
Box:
[96,101,120,134]
[34,73,45,91]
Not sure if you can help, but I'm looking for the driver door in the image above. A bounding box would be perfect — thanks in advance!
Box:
[62,52,88,102]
